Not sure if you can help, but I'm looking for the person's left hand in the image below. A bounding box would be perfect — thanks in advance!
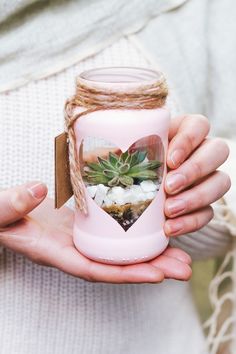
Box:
[164,114,231,237]
[0,192,191,283]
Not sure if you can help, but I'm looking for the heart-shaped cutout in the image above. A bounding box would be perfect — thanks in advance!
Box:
[79,135,164,231]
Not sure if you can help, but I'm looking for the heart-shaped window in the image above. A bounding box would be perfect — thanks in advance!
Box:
[79,135,164,231]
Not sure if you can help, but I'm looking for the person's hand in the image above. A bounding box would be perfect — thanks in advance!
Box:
[0,182,191,283]
[164,114,231,236]
[0,115,230,284]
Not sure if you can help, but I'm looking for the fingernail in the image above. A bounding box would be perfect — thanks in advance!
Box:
[27,182,47,199]
[170,149,184,167]
[167,199,186,216]
[166,174,186,193]
[165,220,184,235]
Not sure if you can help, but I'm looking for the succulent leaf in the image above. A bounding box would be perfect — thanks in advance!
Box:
[108,152,119,167]
[120,151,129,163]
[127,161,162,175]
[129,150,139,167]
[128,170,158,180]
[98,157,116,170]
[87,162,103,172]
[108,176,120,187]
[119,175,134,186]
[119,163,130,174]
[125,153,132,165]
[137,151,147,163]
[85,174,110,185]
[103,169,118,178]
[84,150,161,187]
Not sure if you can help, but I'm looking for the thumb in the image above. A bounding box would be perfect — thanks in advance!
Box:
[0,181,48,227]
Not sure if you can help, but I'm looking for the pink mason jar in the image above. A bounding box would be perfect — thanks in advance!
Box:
[66,67,170,265]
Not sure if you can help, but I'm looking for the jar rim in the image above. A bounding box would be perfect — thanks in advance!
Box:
[78,67,163,86]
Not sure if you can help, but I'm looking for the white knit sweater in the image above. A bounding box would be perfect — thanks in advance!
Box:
[0,35,233,354]
[1,1,236,353]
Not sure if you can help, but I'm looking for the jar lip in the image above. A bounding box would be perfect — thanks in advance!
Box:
[78,67,163,86]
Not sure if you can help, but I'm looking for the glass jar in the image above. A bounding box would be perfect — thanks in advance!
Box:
[69,67,170,264]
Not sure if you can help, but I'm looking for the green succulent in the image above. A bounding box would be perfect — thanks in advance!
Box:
[84,150,162,187]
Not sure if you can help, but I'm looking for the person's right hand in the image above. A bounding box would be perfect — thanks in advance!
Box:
[0,181,192,283]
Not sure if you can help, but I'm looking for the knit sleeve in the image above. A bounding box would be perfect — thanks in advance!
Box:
[170,139,236,260]
[170,201,235,260]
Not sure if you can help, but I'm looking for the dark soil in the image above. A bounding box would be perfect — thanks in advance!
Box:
[103,199,152,231]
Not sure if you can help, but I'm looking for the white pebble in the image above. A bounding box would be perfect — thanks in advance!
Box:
[107,186,125,204]
[103,196,113,207]
[136,192,147,202]
[129,185,142,193]
[97,184,110,194]
[111,186,125,196]
[146,191,156,200]
[122,189,133,204]
[94,184,110,207]
[87,185,98,198]
[140,180,157,192]
[104,183,159,206]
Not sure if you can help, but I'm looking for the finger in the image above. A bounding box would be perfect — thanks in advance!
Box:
[55,247,165,284]
[164,206,214,237]
[165,138,230,195]
[168,115,186,140]
[167,114,210,169]
[161,247,192,265]
[0,181,48,227]
[165,171,231,218]
[149,255,192,280]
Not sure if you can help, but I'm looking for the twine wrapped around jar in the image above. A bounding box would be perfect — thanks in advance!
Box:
[64,68,168,215]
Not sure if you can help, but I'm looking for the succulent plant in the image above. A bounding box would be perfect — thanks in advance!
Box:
[84,150,162,187]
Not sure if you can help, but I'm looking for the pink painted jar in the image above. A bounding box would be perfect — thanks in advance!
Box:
[72,67,170,264]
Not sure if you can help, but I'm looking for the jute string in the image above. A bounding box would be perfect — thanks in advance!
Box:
[65,72,168,214]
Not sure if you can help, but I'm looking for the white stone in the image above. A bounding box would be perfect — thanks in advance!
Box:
[146,191,156,200]
[123,189,134,204]
[87,185,98,198]
[140,180,157,192]
[105,183,159,206]
[103,196,113,207]
[123,186,141,204]
[129,185,142,193]
[106,192,115,203]
[97,184,110,194]
[136,192,147,202]
[110,186,125,196]
[94,184,110,207]
[115,198,126,206]
[107,186,126,204]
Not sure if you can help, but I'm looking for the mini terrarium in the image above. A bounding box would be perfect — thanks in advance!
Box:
[80,135,164,231]
[69,67,170,264]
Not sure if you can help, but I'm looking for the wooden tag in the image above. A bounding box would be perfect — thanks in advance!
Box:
[54,132,73,208]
